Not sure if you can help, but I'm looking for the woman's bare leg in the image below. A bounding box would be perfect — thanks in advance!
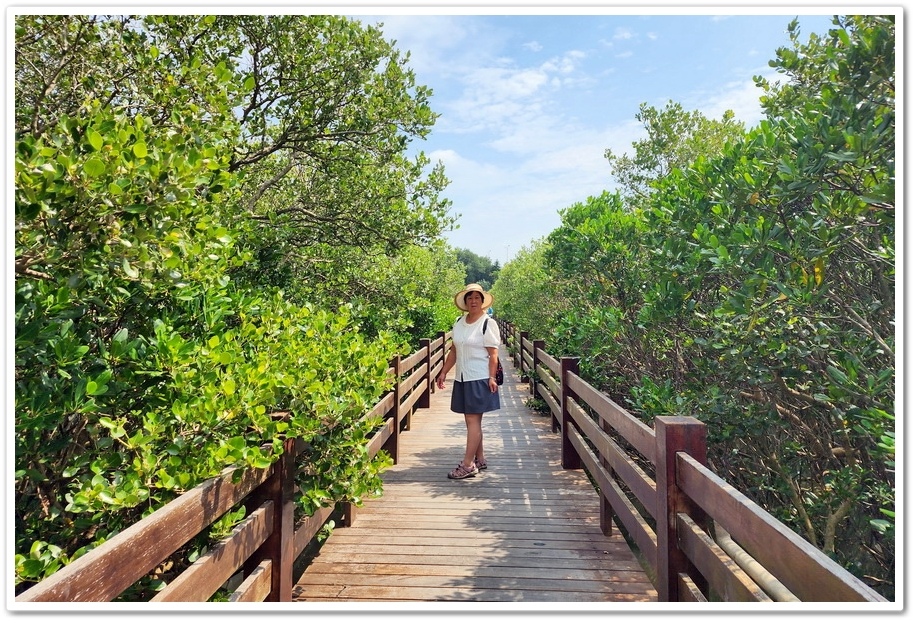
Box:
[463,413,483,468]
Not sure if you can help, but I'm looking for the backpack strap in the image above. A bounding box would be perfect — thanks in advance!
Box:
[458,317,492,334]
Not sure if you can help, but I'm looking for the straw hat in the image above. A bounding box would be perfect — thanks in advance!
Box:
[454,283,494,311]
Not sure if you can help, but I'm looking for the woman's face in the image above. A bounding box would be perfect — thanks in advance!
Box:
[465,291,484,311]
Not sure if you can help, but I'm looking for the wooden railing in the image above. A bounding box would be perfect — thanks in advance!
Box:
[498,318,887,603]
[17,319,888,603]
[16,334,450,603]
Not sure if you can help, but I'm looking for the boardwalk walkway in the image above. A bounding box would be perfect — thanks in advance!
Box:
[293,344,658,603]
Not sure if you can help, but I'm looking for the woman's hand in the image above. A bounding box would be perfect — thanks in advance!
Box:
[488,377,498,393]
[436,375,446,390]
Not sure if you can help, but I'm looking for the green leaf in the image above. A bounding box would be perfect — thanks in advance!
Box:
[87,380,108,396]
[84,157,105,177]
[113,328,128,344]
[826,364,849,385]
[87,129,104,151]
[122,258,139,279]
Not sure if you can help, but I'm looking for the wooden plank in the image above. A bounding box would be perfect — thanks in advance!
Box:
[151,502,274,601]
[302,556,645,573]
[567,372,656,462]
[566,426,658,563]
[293,505,335,559]
[676,453,886,602]
[229,561,272,602]
[301,562,650,585]
[675,512,771,602]
[400,347,427,370]
[677,573,707,602]
[568,399,656,514]
[295,572,656,596]
[294,345,657,603]
[537,363,561,400]
[398,378,427,417]
[17,464,272,602]
[535,347,560,376]
[294,584,654,602]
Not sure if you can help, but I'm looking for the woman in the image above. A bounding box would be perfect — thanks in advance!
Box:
[436,283,501,479]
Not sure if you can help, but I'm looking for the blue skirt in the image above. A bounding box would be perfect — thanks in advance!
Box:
[450,379,500,414]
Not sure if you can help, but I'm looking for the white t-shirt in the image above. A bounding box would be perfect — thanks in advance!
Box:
[451,314,501,382]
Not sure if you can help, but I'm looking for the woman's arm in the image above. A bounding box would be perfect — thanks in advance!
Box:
[486,346,499,392]
[436,346,456,389]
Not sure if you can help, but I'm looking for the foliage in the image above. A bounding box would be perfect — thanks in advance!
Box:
[455,248,501,291]
[605,100,746,203]
[489,239,556,331]
[494,15,895,596]
[543,192,655,387]
[207,14,456,336]
[14,14,455,591]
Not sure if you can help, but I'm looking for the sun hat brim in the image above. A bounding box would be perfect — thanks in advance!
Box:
[454,283,494,310]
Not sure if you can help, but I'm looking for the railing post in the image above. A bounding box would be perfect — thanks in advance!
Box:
[531,340,545,397]
[509,324,518,362]
[655,416,708,602]
[382,354,401,465]
[432,331,447,393]
[246,436,297,601]
[560,356,581,465]
[510,326,518,367]
[599,417,614,537]
[417,338,432,411]
[518,331,529,378]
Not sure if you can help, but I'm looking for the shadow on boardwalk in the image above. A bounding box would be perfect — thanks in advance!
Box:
[293,344,658,603]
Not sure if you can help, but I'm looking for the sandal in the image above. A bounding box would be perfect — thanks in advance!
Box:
[474,458,488,471]
[448,463,478,479]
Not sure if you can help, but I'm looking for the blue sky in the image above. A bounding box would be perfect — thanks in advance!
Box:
[346,9,843,263]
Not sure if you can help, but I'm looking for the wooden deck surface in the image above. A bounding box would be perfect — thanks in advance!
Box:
[293,345,658,603]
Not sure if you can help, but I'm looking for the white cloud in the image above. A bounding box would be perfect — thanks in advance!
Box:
[370,15,506,77]
[695,67,783,127]
[438,114,647,258]
[541,50,586,75]
[386,14,838,260]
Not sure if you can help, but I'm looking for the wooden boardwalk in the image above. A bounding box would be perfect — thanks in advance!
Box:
[293,345,658,603]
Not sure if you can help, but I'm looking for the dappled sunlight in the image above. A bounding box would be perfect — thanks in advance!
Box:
[293,346,657,602]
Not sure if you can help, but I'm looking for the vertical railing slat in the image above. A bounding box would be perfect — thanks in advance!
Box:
[560,357,581,465]
[531,339,544,397]
[655,416,708,601]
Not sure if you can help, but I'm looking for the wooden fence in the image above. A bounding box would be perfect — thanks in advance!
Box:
[499,318,886,603]
[16,319,888,603]
[16,334,448,603]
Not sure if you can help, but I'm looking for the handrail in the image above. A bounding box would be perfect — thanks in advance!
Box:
[507,318,886,603]
[676,453,884,602]
[16,464,273,602]
[15,319,888,603]
[16,331,451,603]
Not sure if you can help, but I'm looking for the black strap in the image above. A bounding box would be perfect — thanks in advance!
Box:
[456,316,491,335]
